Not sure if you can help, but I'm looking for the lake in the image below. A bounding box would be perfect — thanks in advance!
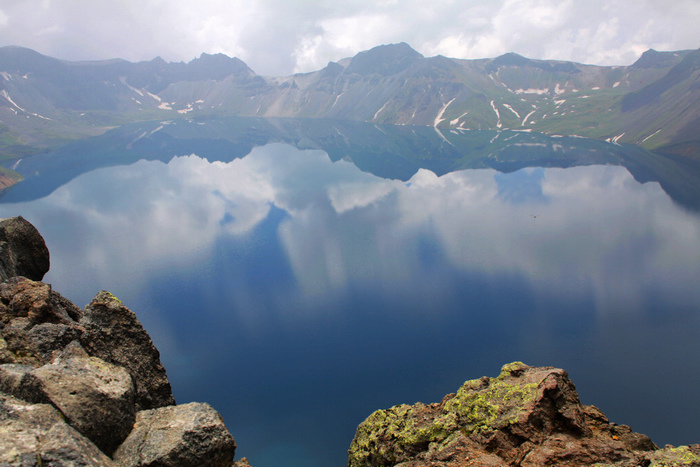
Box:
[2,118,699,467]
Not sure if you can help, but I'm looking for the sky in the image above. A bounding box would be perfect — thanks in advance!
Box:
[0,0,698,76]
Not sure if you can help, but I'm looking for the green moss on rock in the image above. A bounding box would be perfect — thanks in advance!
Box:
[647,445,700,466]
[442,362,538,435]
[348,403,457,467]
[348,362,543,467]
[101,291,122,304]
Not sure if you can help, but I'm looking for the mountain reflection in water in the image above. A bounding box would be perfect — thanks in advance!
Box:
[1,119,699,467]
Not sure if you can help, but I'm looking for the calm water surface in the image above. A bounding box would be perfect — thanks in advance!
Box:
[1,123,699,467]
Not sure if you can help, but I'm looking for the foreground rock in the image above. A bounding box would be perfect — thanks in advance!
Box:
[0,392,114,466]
[0,216,240,465]
[1,341,136,456]
[0,216,50,282]
[348,362,700,466]
[114,402,237,467]
[80,290,176,411]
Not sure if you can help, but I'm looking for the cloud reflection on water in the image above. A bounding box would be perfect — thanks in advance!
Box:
[2,142,698,319]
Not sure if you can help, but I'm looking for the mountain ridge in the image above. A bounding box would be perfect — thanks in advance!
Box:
[0,43,697,161]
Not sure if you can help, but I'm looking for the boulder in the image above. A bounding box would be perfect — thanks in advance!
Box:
[0,363,51,404]
[0,276,82,326]
[0,342,136,456]
[80,290,176,410]
[0,392,114,466]
[0,217,242,465]
[0,216,50,282]
[348,362,700,467]
[30,342,136,456]
[0,277,83,366]
[113,402,237,467]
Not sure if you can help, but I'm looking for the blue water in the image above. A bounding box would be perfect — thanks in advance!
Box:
[2,133,700,466]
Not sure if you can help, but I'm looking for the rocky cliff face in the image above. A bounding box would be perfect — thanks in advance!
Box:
[0,216,249,466]
[348,362,700,466]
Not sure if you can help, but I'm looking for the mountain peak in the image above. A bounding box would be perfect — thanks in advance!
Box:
[631,48,690,69]
[0,45,61,72]
[345,42,423,76]
[185,52,254,79]
[487,52,580,74]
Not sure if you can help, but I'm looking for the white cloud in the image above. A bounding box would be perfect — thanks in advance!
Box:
[0,0,696,75]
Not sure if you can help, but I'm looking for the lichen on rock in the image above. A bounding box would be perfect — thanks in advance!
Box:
[646,445,700,466]
[348,362,700,467]
[443,361,540,434]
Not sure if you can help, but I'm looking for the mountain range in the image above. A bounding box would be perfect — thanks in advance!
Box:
[0,43,698,162]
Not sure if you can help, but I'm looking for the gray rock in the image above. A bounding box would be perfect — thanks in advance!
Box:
[113,402,236,467]
[31,343,136,456]
[28,321,85,362]
[0,363,50,404]
[80,291,175,410]
[0,392,114,466]
[0,277,83,366]
[0,315,41,366]
[0,218,243,465]
[0,216,50,282]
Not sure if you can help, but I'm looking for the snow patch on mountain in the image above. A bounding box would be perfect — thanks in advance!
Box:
[502,103,520,118]
[434,98,456,127]
[0,89,52,120]
[491,100,502,128]
[522,110,536,126]
[514,88,548,95]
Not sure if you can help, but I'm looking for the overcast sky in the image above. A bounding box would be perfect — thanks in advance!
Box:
[0,0,697,76]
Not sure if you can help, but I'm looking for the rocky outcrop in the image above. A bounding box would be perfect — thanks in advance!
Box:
[348,362,700,466]
[80,290,176,411]
[0,217,240,466]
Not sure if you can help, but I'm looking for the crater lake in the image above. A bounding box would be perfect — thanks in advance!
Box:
[2,117,699,467]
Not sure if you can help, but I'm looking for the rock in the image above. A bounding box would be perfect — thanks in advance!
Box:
[646,445,700,466]
[0,317,42,366]
[28,321,85,362]
[113,402,237,467]
[0,363,51,404]
[30,342,136,456]
[0,277,84,366]
[1,341,137,456]
[0,216,50,282]
[80,290,176,410]
[348,362,700,467]
[0,276,82,326]
[0,392,114,466]
[0,217,242,465]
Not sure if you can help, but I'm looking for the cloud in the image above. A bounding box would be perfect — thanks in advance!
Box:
[0,0,696,75]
